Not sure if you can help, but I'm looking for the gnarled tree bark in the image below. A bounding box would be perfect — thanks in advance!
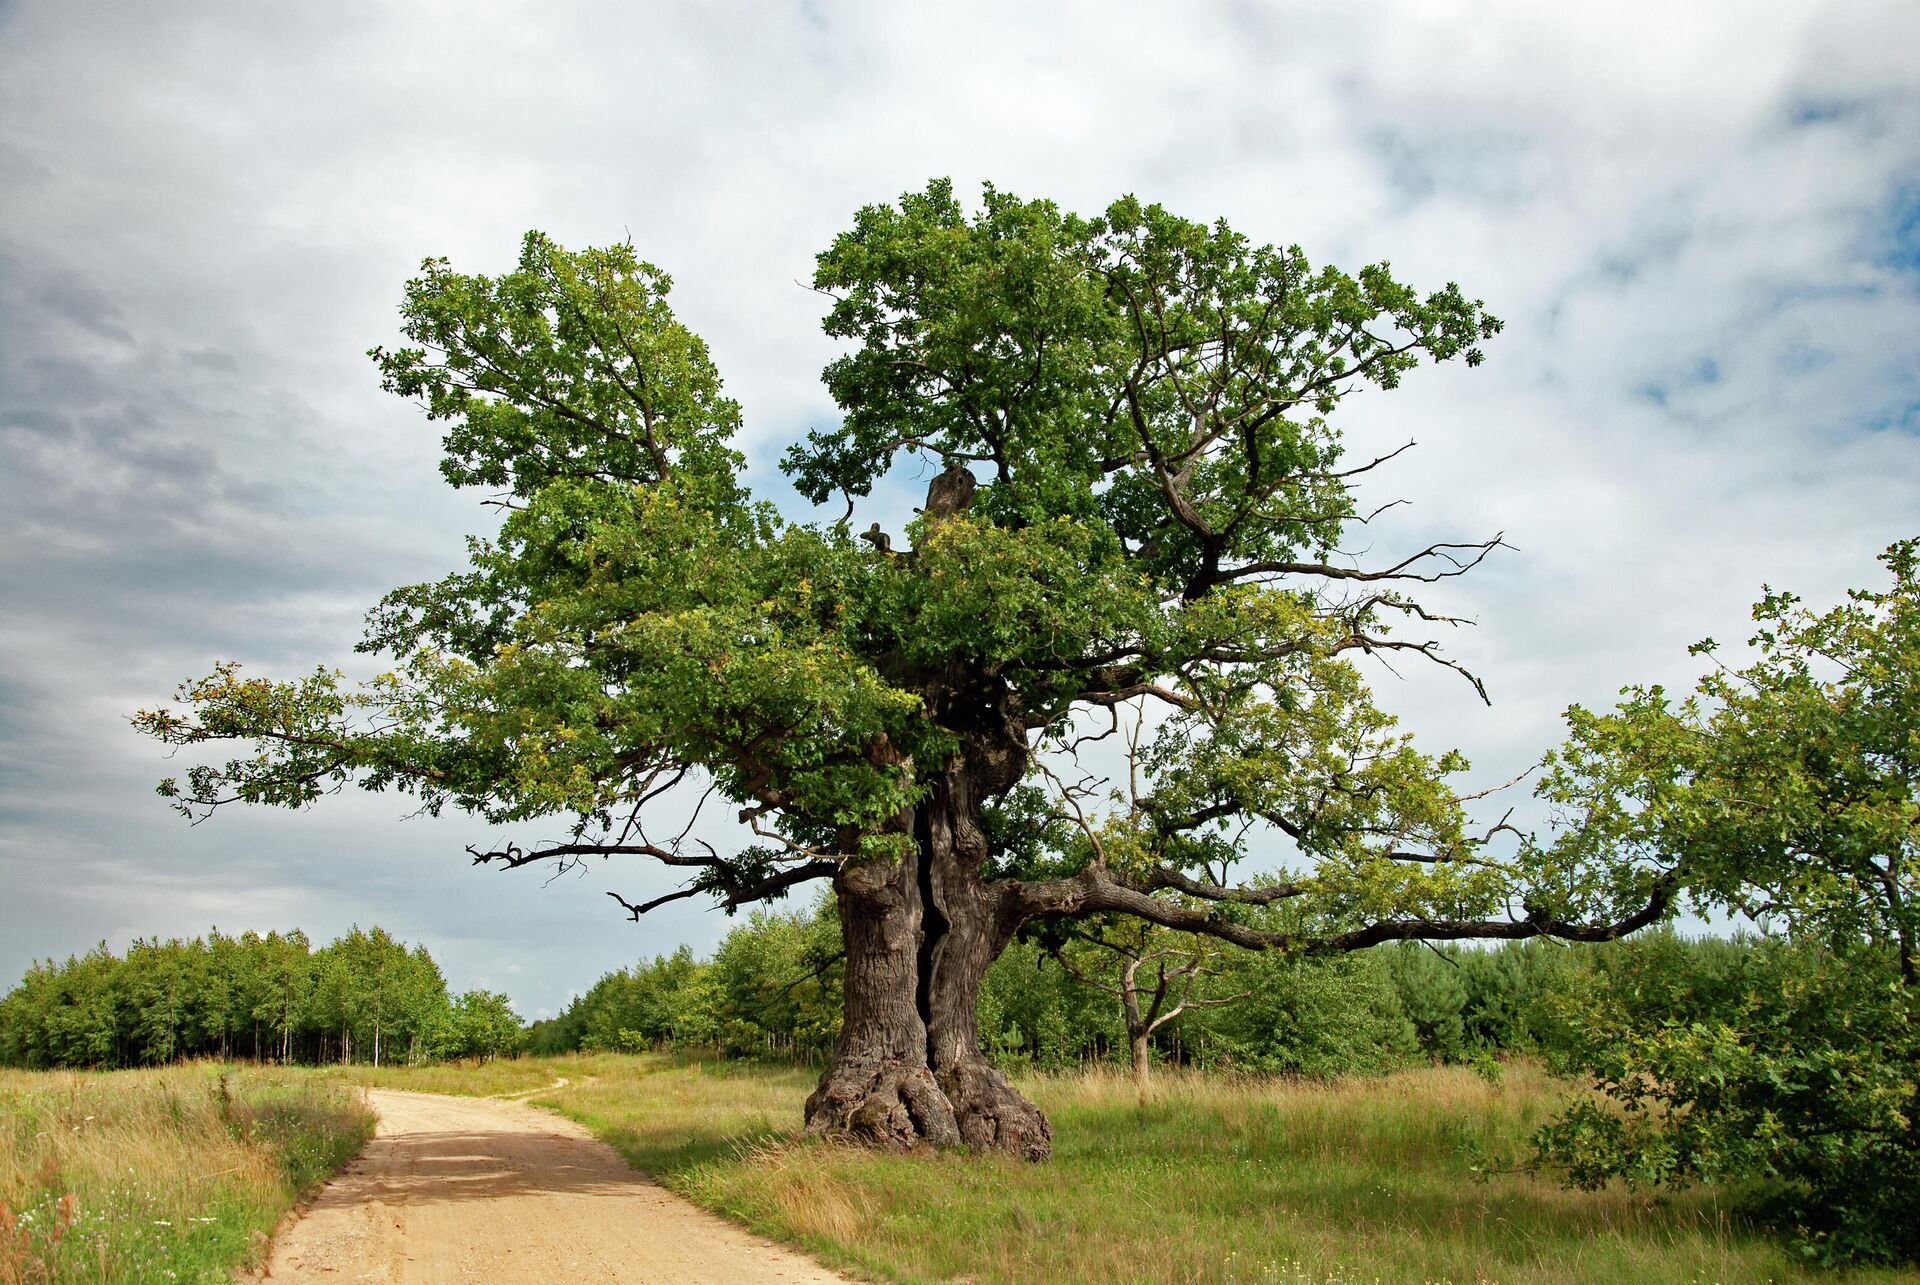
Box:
[804,708,1052,1159]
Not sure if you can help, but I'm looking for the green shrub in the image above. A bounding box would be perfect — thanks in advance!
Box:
[1534,939,1919,1266]
[1205,951,1419,1077]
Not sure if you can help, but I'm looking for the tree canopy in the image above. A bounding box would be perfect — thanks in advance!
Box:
[135,181,1671,1156]
[1534,539,1920,977]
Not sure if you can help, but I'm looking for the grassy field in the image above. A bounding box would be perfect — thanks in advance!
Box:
[321,1055,584,1097]
[10,1053,1915,1282]
[0,1063,372,1284]
[502,1053,1917,1285]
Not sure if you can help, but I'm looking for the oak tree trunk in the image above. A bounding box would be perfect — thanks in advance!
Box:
[804,769,1052,1159]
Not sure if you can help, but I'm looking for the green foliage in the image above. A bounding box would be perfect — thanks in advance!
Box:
[793,180,1498,550]
[545,900,842,1060]
[130,180,1564,964]
[979,939,1124,1068]
[1530,542,1920,1264]
[0,928,455,1069]
[437,990,526,1063]
[1532,538,1920,973]
[1382,944,1472,1060]
[372,231,748,507]
[538,913,1874,1109]
[1204,950,1419,1076]
[1379,939,1578,1064]
[704,904,843,1057]
[532,944,710,1054]
[1536,940,1918,1265]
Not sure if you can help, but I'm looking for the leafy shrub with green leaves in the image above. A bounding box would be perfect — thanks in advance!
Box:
[1529,541,1920,1264]
[537,901,842,1061]
[432,989,526,1063]
[1203,950,1419,1076]
[1534,939,1918,1265]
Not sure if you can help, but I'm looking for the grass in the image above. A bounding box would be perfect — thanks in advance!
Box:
[10,1054,1915,1282]
[536,1054,1920,1285]
[321,1055,578,1097]
[318,1050,654,1098]
[0,1063,372,1284]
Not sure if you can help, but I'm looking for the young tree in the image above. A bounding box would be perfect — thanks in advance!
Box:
[134,182,1670,1157]
[229,930,274,1060]
[310,930,389,1064]
[253,929,313,1064]
[125,938,195,1065]
[441,990,525,1063]
[1044,922,1244,1100]
[1204,945,1419,1077]
[399,944,453,1065]
[1527,541,1920,1263]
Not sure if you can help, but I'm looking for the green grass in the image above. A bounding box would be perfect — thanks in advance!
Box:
[16,1054,1912,1282]
[318,1050,654,1099]
[0,1063,373,1284]
[536,1054,1920,1285]
[322,1056,572,1097]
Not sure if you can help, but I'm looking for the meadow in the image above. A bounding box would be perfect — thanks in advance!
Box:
[0,1064,370,1284]
[346,1052,1920,1285]
[10,1051,1919,1283]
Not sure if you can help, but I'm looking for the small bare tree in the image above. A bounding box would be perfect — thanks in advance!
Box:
[1047,923,1247,1100]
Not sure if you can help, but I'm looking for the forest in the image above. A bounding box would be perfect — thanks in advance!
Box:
[0,927,522,1068]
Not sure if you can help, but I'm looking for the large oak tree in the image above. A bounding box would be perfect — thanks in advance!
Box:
[136,182,1670,1157]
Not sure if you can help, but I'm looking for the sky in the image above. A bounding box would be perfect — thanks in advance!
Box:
[2,0,1917,1020]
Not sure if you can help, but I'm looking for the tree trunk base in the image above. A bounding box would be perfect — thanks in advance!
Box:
[936,1059,1052,1159]
[805,1057,961,1151]
[804,1055,1051,1160]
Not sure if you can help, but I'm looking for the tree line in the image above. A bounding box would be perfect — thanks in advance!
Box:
[0,927,524,1068]
[526,894,1764,1080]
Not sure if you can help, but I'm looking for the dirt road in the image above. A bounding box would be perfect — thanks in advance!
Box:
[253,1087,846,1283]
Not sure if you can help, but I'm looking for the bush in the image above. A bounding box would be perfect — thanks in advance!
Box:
[1205,950,1419,1077]
[1534,938,1919,1266]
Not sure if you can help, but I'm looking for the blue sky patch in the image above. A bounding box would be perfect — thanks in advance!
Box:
[1637,357,1720,408]
[1865,400,1920,435]
[1883,182,1920,274]
[1780,345,1835,377]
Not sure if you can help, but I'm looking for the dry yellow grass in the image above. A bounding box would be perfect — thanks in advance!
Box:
[762,1147,876,1246]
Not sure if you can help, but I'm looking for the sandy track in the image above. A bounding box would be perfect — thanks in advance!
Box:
[252,1087,846,1283]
